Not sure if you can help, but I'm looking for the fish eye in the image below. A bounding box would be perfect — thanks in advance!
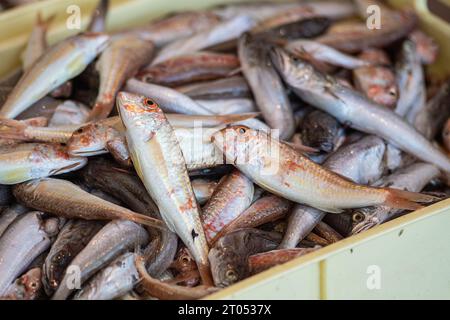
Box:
[144,98,156,108]
[352,212,365,223]
[238,127,246,134]
[76,128,83,134]
[225,269,238,281]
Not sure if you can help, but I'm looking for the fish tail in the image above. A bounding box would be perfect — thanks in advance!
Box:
[383,188,439,211]
[87,101,114,121]
[37,12,56,30]
[126,212,168,231]
[198,262,214,286]
[0,118,28,141]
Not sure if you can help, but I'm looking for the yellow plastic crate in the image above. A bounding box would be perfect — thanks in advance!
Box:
[0,0,449,299]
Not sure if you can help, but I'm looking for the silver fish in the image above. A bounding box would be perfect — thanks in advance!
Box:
[0,203,29,238]
[239,33,295,139]
[152,15,256,65]
[51,219,148,300]
[0,33,109,118]
[74,252,139,300]
[286,40,372,69]
[270,47,450,172]
[117,91,212,285]
[279,135,387,249]
[42,219,103,295]
[0,212,57,295]
[0,143,87,184]
[351,162,440,234]
[395,40,426,119]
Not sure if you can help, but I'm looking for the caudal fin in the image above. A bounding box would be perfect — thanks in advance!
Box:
[383,188,439,211]
[0,118,28,140]
[125,211,168,231]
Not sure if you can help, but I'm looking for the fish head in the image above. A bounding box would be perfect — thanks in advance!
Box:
[117,91,166,135]
[269,46,316,86]
[77,32,110,55]
[67,123,111,156]
[208,246,247,287]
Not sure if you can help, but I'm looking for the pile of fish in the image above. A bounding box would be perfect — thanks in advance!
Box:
[0,0,449,300]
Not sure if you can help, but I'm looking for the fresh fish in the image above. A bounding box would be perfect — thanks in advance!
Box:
[324,135,386,185]
[0,212,57,295]
[249,247,320,274]
[351,162,441,235]
[409,30,439,65]
[42,219,103,296]
[117,92,212,285]
[0,204,29,238]
[52,220,149,300]
[316,9,417,52]
[395,40,425,118]
[88,35,154,121]
[144,230,179,278]
[0,33,109,118]
[135,255,219,300]
[176,76,251,100]
[412,79,450,140]
[238,33,295,139]
[213,1,354,24]
[196,98,256,114]
[81,158,158,215]
[3,267,43,300]
[299,109,342,153]
[21,13,54,72]
[255,17,330,41]
[313,221,343,243]
[87,0,109,33]
[280,205,325,249]
[138,51,240,87]
[74,252,139,300]
[152,15,256,65]
[213,126,433,213]
[353,48,398,108]
[13,178,166,229]
[81,158,178,277]
[212,195,292,244]
[0,143,87,184]
[279,134,386,248]
[270,47,450,172]
[209,228,281,287]
[201,169,254,244]
[48,101,90,127]
[286,40,372,70]
[191,178,218,205]
[125,79,212,115]
[124,11,222,47]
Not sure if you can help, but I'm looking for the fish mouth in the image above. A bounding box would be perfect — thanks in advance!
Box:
[68,147,107,157]
[49,158,88,176]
